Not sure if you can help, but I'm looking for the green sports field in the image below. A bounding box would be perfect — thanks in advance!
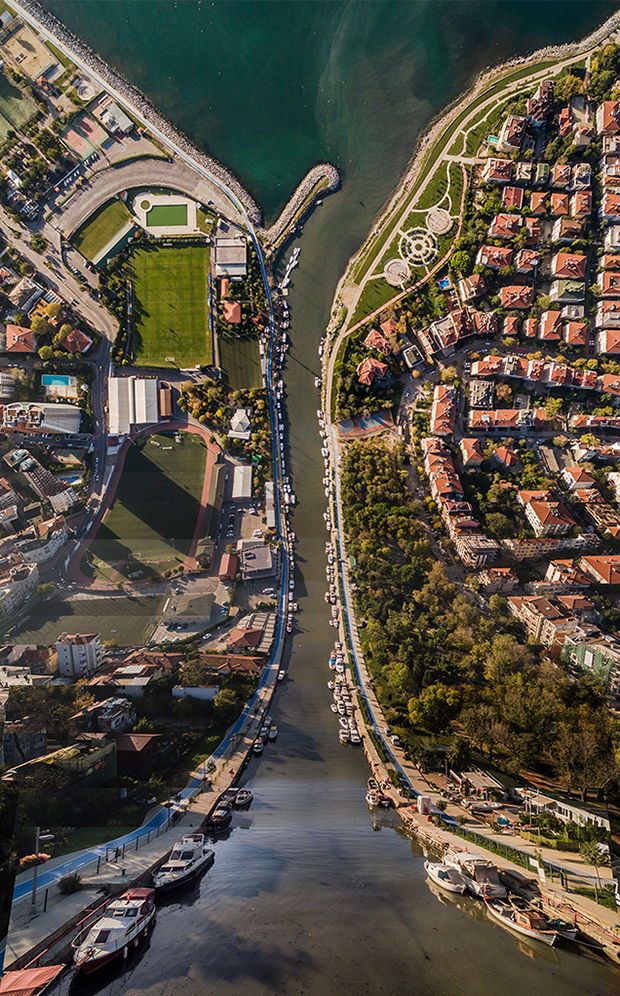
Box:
[87,432,208,582]
[71,199,132,260]
[0,73,36,142]
[2,594,164,646]
[132,244,210,367]
[219,335,262,390]
[146,203,188,227]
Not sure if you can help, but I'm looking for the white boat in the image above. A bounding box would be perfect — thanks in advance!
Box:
[253,740,264,755]
[339,728,350,743]
[366,790,379,807]
[424,860,467,895]
[278,670,286,681]
[152,834,214,892]
[443,850,507,898]
[235,789,253,806]
[72,888,156,973]
[268,725,278,740]
[350,733,361,744]
[484,898,558,946]
[314,377,321,388]
[330,703,338,713]
[327,680,335,689]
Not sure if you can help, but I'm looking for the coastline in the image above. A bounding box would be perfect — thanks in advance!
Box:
[330,6,620,315]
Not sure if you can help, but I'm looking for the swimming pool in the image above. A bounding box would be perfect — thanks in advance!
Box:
[42,374,76,387]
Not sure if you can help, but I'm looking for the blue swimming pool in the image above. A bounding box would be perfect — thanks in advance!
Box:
[42,374,73,387]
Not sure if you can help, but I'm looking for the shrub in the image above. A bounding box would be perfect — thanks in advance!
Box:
[57,872,82,894]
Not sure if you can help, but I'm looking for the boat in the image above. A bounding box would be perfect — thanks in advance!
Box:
[330,703,338,713]
[327,680,335,689]
[350,733,361,745]
[268,725,278,740]
[314,377,322,388]
[424,860,467,895]
[209,806,231,828]
[72,888,156,973]
[286,620,293,633]
[278,670,286,681]
[339,729,350,743]
[443,850,507,898]
[366,790,379,807]
[339,717,349,729]
[152,834,214,891]
[235,789,253,807]
[367,777,379,793]
[484,898,558,946]
[252,740,264,755]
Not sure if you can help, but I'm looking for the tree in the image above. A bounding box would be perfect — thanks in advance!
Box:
[37,345,53,360]
[45,301,62,319]
[579,840,604,891]
[30,314,50,336]
[408,684,461,740]
[553,706,615,802]
[450,250,470,273]
[545,397,563,421]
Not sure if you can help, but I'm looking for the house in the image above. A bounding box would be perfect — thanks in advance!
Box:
[530,192,547,215]
[357,357,387,386]
[8,276,42,312]
[562,466,596,491]
[471,311,497,337]
[497,115,526,153]
[526,215,542,240]
[550,193,570,216]
[596,329,620,353]
[476,566,519,593]
[71,696,136,735]
[601,191,620,222]
[503,315,519,337]
[514,249,540,274]
[476,245,513,269]
[551,252,587,280]
[380,316,399,337]
[523,317,538,337]
[559,106,572,136]
[483,158,512,184]
[228,408,251,440]
[56,633,103,678]
[596,300,620,329]
[600,270,620,297]
[552,217,584,242]
[570,190,592,218]
[563,321,588,346]
[491,446,522,472]
[61,328,93,354]
[458,273,487,302]
[363,329,392,354]
[604,225,620,251]
[523,499,575,537]
[579,555,620,585]
[109,732,162,777]
[545,559,591,588]
[515,162,533,184]
[3,719,47,766]
[500,285,533,309]
[223,300,242,323]
[5,325,35,353]
[489,213,520,239]
[502,185,524,210]
[430,383,455,437]
[537,310,563,340]
[551,163,572,189]
[527,80,554,125]
[218,552,238,581]
[572,162,592,190]
[549,280,585,304]
[460,437,484,470]
[597,100,620,135]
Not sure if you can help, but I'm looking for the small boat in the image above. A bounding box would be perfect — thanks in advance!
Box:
[286,621,293,633]
[72,887,156,973]
[268,725,278,740]
[152,834,214,891]
[350,733,361,744]
[443,850,507,898]
[367,777,379,793]
[330,703,338,713]
[339,728,350,743]
[424,860,467,895]
[278,670,286,681]
[327,680,335,690]
[253,740,264,755]
[366,790,379,807]
[314,377,322,388]
[235,790,253,807]
[339,717,349,729]
[484,898,558,946]
[209,806,231,828]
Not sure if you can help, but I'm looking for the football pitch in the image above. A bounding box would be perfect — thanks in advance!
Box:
[86,432,208,581]
[219,335,262,390]
[71,199,131,260]
[3,595,164,646]
[132,244,210,368]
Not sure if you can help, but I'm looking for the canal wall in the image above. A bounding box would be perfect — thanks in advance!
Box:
[262,163,341,251]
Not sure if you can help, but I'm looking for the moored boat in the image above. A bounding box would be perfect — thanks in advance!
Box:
[366,790,379,807]
[253,740,264,755]
[339,728,350,743]
[152,834,214,892]
[235,789,253,807]
[424,860,467,895]
[72,888,156,973]
[367,777,379,792]
[484,898,558,946]
[443,849,507,898]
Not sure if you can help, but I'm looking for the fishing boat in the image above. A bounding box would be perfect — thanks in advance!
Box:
[72,888,156,973]
[152,834,214,892]
[443,849,507,898]
[484,898,558,946]
[366,790,379,807]
[339,728,350,743]
[367,777,379,793]
[424,860,467,895]
[235,789,253,807]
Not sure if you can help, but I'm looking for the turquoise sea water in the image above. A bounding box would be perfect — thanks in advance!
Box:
[44,1,617,222]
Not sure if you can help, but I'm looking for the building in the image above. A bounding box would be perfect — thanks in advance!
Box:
[223,300,242,323]
[458,273,487,302]
[71,696,136,735]
[214,235,247,278]
[0,559,39,618]
[232,464,252,501]
[56,633,103,678]
[507,595,574,649]
[476,566,519,593]
[489,213,521,239]
[579,556,620,585]
[357,357,387,385]
[597,100,620,135]
[108,376,159,435]
[476,245,513,269]
[108,733,162,777]
[460,438,484,470]
[228,408,251,440]
[363,329,392,354]
[4,737,116,787]
[238,541,276,581]
[100,101,134,134]
[562,466,596,491]
[500,285,533,309]
[61,328,93,354]
[430,383,455,438]
[218,552,238,581]
[527,80,554,125]
[1,402,81,436]
[523,499,575,537]
[5,324,36,353]
[483,158,512,184]
[551,253,587,279]
[497,115,526,153]
[3,719,47,766]
[491,446,522,473]
[544,559,591,588]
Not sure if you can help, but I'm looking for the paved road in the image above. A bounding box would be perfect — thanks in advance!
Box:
[54,157,245,237]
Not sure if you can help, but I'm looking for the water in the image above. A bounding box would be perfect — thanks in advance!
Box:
[38,2,620,992]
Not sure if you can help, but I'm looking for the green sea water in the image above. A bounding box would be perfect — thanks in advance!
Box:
[43,0,618,223]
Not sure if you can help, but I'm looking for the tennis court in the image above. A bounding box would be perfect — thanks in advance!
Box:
[60,111,109,161]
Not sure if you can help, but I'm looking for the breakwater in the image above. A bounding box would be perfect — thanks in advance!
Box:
[262,162,341,251]
[10,0,263,228]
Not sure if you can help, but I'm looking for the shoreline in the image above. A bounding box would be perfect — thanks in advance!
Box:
[329,7,620,316]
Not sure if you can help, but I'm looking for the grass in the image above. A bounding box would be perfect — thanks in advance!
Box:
[0,73,36,141]
[88,432,208,579]
[146,203,188,227]
[1,594,164,646]
[197,207,217,235]
[71,198,131,260]
[132,244,210,368]
[50,826,137,858]
[219,335,262,390]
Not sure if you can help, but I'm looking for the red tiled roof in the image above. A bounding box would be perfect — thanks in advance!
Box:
[363,329,392,354]
[6,325,34,352]
[500,285,533,309]
[530,192,547,215]
[538,310,563,340]
[563,321,587,346]
[357,357,388,386]
[551,252,587,279]
[61,328,93,353]
[502,186,524,210]
[223,300,242,323]
[489,213,521,238]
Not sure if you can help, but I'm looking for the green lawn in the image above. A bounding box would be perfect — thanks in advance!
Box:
[132,244,210,367]
[219,335,262,390]
[0,73,36,141]
[71,199,132,260]
[146,203,188,227]
[88,432,208,579]
[1,594,164,646]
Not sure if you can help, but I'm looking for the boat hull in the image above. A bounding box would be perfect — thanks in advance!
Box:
[154,851,214,891]
[424,861,466,894]
[484,900,557,946]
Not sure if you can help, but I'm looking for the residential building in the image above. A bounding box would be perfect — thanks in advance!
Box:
[538,310,563,340]
[497,115,526,153]
[579,556,620,585]
[500,285,533,309]
[3,719,47,766]
[430,383,455,437]
[507,594,575,650]
[5,324,36,353]
[107,733,162,778]
[489,213,521,239]
[597,100,620,135]
[218,552,238,581]
[469,379,494,408]
[562,466,596,491]
[562,632,620,709]
[523,499,575,537]
[545,559,591,588]
[0,559,39,618]
[502,184,524,209]
[552,217,584,242]
[527,81,554,125]
[514,249,540,274]
[458,273,487,302]
[460,437,484,470]
[551,252,587,279]
[477,566,519,592]
[363,329,392,354]
[476,245,513,269]
[61,328,93,354]
[357,357,387,385]
[71,696,136,735]
[56,633,103,678]
[491,446,522,472]
[483,158,512,184]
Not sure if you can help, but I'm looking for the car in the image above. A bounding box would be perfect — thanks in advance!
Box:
[383,727,391,737]
[390,735,401,747]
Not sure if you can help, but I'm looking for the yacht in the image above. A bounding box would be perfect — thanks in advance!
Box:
[366,790,379,807]
[424,860,466,895]
[152,834,214,892]
[72,888,156,973]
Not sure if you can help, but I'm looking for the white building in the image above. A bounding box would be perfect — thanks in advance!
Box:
[56,633,103,678]
[108,377,159,435]
[232,464,252,500]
